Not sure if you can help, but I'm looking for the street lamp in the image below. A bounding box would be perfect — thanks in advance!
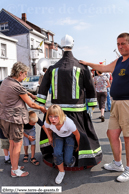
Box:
[113,49,120,58]
[31,48,38,75]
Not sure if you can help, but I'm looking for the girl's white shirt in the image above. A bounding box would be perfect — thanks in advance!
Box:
[44,116,76,137]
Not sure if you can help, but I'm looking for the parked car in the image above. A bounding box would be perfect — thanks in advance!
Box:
[21,75,40,94]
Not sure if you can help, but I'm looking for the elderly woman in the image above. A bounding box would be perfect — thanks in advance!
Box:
[0,62,46,177]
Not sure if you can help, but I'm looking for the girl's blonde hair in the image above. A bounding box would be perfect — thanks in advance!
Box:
[29,111,38,123]
[10,62,29,78]
[46,104,66,125]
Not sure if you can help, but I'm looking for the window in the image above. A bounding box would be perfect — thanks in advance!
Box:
[45,48,49,58]
[30,39,34,49]
[0,67,8,79]
[53,50,57,58]
[49,35,53,42]
[1,44,6,57]
[41,30,47,37]
[0,22,9,31]
[1,24,4,31]
[5,23,8,30]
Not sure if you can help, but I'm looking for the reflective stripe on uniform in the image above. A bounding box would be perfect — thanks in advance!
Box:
[72,66,81,99]
[52,69,55,99]
[62,107,86,112]
[72,66,76,99]
[76,67,81,99]
[51,103,86,112]
[35,97,46,104]
[35,94,47,104]
[58,103,86,108]
[52,68,58,99]
[40,142,50,148]
[86,98,97,102]
[88,102,97,107]
[78,147,102,159]
[37,94,47,100]
[87,98,97,107]
[40,139,49,145]
[40,139,50,148]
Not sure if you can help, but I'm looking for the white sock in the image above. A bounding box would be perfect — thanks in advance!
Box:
[114,160,122,166]
[125,166,129,171]
[5,155,9,161]
[57,171,65,177]
[8,151,10,156]
[60,171,65,174]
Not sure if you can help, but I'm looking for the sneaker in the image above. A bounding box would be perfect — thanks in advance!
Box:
[117,169,129,182]
[55,171,65,184]
[4,158,11,164]
[101,116,105,122]
[103,160,124,172]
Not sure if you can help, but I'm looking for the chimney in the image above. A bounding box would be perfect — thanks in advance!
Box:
[22,13,27,22]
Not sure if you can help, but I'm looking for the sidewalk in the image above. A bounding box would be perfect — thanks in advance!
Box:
[0,106,128,194]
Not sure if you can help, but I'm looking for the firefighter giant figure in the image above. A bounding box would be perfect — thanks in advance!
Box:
[36,35,102,167]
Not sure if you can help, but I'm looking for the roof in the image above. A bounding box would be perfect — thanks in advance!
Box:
[1,9,33,31]
[1,8,54,40]
[41,28,55,35]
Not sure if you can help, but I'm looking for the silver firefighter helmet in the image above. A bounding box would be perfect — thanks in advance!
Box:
[61,34,74,48]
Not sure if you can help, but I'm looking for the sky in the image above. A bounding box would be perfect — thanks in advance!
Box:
[1,0,129,64]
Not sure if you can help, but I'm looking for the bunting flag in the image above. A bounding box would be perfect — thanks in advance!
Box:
[39,40,43,47]
[99,61,106,65]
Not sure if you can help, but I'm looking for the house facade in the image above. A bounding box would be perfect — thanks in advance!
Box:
[0,9,63,76]
[0,32,17,80]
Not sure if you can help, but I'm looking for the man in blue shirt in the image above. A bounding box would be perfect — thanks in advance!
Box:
[79,32,129,183]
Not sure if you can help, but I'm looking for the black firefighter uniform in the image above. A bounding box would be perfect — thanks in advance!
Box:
[36,51,102,167]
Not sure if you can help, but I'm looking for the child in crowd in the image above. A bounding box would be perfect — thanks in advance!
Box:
[0,128,10,164]
[43,104,80,184]
[23,111,51,166]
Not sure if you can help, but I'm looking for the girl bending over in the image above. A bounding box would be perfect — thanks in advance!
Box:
[43,104,80,184]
